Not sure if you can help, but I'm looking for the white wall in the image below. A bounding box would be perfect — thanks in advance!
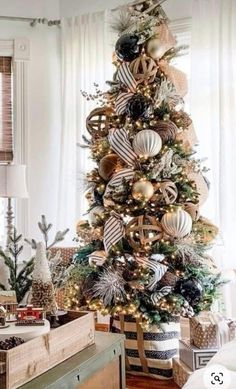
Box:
[59,0,193,20]
[0,0,60,18]
[0,0,62,243]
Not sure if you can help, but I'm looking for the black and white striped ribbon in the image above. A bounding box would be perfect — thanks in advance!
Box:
[151,286,172,305]
[108,128,137,167]
[137,254,168,291]
[104,168,135,198]
[104,212,125,253]
[115,92,134,115]
[88,253,106,267]
[117,63,137,93]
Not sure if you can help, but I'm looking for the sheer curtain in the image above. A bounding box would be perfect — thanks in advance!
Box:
[58,11,114,242]
[191,0,236,315]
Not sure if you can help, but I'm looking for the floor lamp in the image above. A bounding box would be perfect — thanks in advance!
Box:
[0,164,29,246]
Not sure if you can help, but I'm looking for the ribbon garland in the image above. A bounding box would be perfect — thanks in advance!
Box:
[108,128,137,167]
[115,92,134,115]
[104,168,135,198]
[117,62,137,93]
[136,254,168,291]
[151,286,172,305]
[104,211,125,253]
[159,60,188,98]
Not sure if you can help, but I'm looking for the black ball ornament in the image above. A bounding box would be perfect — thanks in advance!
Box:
[126,94,152,121]
[177,278,203,306]
[115,34,141,62]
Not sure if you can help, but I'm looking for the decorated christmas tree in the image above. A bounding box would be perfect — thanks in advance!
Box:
[67,0,222,378]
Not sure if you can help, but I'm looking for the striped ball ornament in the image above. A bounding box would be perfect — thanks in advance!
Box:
[133,130,162,158]
[161,209,192,238]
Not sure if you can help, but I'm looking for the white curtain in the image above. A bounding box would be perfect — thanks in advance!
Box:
[58,11,114,243]
[191,0,236,315]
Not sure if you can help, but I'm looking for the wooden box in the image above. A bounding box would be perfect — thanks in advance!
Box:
[179,339,217,371]
[0,311,95,389]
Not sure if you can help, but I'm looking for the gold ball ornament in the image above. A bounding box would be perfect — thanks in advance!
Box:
[188,172,209,205]
[98,154,122,181]
[133,130,162,158]
[161,209,192,238]
[126,215,163,251]
[184,202,200,221]
[132,180,154,201]
[86,106,114,138]
[88,251,107,267]
[89,206,105,225]
[129,56,158,85]
[153,180,178,205]
[146,37,166,60]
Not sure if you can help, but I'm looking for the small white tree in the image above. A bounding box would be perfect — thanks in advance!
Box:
[31,242,57,314]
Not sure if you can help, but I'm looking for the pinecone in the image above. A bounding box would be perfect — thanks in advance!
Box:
[0,336,24,350]
[181,301,195,318]
[159,271,178,288]
[126,94,152,121]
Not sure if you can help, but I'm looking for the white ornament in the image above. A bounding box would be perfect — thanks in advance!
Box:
[89,206,105,225]
[161,209,192,238]
[133,130,162,158]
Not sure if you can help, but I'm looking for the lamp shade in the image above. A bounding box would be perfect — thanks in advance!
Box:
[0,164,29,198]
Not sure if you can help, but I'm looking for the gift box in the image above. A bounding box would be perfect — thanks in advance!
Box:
[190,312,232,349]
[173,357,192,388]
[179,339,217,371]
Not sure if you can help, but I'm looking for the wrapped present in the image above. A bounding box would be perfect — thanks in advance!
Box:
[228,319,236,341]
[173,357,192,388]
[179,339,217,371]
[190,312,231,349]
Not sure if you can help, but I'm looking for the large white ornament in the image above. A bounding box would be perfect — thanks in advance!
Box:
[133,130,162,158]
[161,209,192,238]
[89,206,105,225]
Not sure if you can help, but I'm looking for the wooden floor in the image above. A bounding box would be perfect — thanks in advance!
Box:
[127,374,179,389]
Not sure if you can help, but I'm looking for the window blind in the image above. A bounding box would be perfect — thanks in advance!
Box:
[0,56,13,162]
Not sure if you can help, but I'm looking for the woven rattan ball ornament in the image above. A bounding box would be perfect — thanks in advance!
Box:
[132,180,154,201]
[98,154,121,181]
[86,106,114,138]
[184,202,200,221]
[153,120,178,144]
[129,56,158,85]
[126,215,163,251]
[153,181,178,205]
[161,209,192,238]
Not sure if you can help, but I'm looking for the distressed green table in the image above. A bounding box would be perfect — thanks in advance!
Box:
[20,332,126,389]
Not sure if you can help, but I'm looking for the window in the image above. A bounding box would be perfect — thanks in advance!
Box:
[0,56,13,162]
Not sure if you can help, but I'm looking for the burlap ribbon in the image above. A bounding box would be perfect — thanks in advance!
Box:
[159,59,188,98]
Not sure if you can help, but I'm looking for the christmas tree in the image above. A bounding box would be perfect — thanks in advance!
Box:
[69,0,222,332]
[31,242,57,314]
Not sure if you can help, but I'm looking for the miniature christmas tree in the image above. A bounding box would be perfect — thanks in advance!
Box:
[0,229,34,302]
[31,242,57,314]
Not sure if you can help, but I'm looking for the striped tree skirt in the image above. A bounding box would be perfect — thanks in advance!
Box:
[111,315,180,379]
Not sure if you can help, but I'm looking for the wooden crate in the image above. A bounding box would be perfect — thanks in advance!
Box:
[0,311,95,389]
